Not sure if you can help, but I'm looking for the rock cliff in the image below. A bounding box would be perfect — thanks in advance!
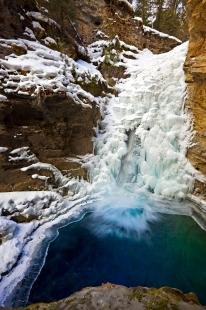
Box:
[184,0,206,197]
[0,0,181,193]
[21,284,205,310]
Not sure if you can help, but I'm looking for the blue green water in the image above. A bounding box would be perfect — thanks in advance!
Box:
[29,211,206,304]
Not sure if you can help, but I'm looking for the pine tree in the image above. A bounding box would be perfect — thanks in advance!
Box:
[129,0,187,39]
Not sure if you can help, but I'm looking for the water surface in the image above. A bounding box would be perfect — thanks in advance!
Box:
[29,211,206,304]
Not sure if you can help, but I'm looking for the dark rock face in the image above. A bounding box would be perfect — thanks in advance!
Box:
[0,0,78,58]
[73,0,180,53]
[0,95,100,191]
[0,0,24,40]
[184,0,206,197]
[22,284,205,310]
[0,0,180,54]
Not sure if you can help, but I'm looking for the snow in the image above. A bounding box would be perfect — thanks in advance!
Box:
[0,39,105,107]
[19,14,25,21]
[0,218,35,278]
[21,162,68,186]
[9,147,37,163]
[0,191,62,281]
[0,94,8,102]
[88,37,139,66]
[0,191,62,216]
[0,147,8,153]
[43,37,57,46]
[96,30,109,39]
[32,174,49,181]
[32,21,45,32]
[20,161,90,198]
[23,27,36,40]
[26,11,59,28]
[132,0,138,11]
[133,16,143,23]
[0,191,60,280]
[143,25,182,43]
[0,192,93,306]
[75,59,104,80]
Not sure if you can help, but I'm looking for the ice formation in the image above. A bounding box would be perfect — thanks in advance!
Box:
[0,191,93,306]
[89,42,194,199]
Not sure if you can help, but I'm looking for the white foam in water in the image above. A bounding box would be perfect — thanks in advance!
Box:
[89,42,194,199]
[89,188,157,238]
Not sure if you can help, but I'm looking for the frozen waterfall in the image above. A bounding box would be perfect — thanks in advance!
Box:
[89,42,194,199]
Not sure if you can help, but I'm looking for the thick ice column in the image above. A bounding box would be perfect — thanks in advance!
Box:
[90,42,194,199]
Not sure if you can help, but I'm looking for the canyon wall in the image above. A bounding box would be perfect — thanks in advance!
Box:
[0,0,180,59]
[0,0,181,193]
[185,0,206,196]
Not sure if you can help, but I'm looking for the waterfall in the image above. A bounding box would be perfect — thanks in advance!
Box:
[0,42,197,307]
[89,42,194,199]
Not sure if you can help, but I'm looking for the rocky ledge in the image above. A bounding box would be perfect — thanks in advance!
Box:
[19,284,205,310]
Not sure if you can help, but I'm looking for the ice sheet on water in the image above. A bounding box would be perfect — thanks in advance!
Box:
[0,192,92,306]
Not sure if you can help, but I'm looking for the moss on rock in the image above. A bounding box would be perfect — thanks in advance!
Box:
[22,284,204,310]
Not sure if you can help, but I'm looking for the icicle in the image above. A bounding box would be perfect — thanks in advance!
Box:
[90,42,194,199]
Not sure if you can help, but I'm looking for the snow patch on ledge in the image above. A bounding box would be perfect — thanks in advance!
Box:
[0,39,106,108]
[26,11,59,28]
[143,25,182,43]
[0,147,8,153]
[0,95,8,102]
